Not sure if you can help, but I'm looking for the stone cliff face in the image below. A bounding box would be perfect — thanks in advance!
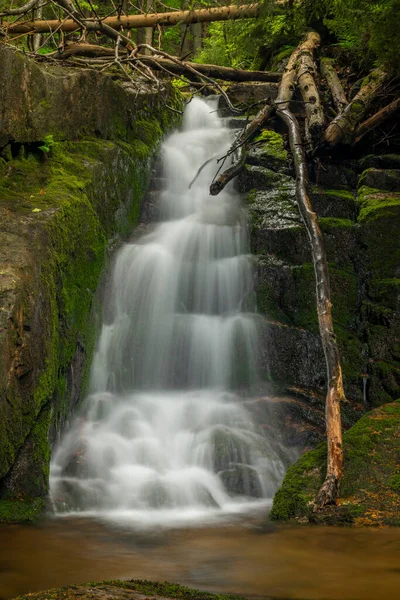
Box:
[235,98,399,523]
[238,125,400,431]
[0,46,181,521]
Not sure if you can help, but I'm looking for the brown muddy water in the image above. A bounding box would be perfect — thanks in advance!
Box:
[2,516,400,600]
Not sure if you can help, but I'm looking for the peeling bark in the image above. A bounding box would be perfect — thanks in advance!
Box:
[295,31,325,146]
[324,68,387,147]
[320,58,347,115]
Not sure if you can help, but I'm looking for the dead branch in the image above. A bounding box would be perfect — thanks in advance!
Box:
[354,95,400,144]
[133,43,242,113]
[4,4,261,34]
[274,33,346,509]
[138,56,281,83]
[0,0,41,17]
[54,42,281,82]
[324,68,387,147]
[208,102,274,194]
[320,58,347,115]
[209,147,248,195]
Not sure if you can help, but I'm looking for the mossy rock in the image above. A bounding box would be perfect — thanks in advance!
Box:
[13,580,246,600]
[359,154,400,170]
[358,168,400,193]
[270,400,400,526]
[357,186,400,278]
[246,129,289,173]
[309,188,358,221]
[0,101,179,520]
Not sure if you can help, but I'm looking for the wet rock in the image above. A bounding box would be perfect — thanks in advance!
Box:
[222,82,278,110]
[359,154,400,170]
[211,425,252,472]
[247,189,311,264]
[309,187,358,220]
[311,161,358,189]
[259,318,326,392]
[246,130,289,173]
[359,168,400,192]
[239,165,292,194]
[220,464,263,498]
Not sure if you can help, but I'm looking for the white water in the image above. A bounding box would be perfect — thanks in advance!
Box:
[50,98,288,526]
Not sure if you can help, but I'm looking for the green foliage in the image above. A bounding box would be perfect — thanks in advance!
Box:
[324,0,400,70]
[38,134,56,155]
[196,0,400,72]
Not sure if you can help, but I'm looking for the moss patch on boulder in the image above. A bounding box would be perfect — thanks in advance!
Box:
[270,400,400,525]
[13,579,246,600]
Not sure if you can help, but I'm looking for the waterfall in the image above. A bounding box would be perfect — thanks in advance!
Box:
[50,97,288,526]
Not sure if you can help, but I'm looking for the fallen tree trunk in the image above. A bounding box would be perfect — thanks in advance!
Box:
[139,56,281,83]
[324,68,387,147]
[4,3,261,34]
[295,31,325,147]
[275,32,346,510]
[320,58,347,115]
[56,43,281,81]
[354,96,400,143]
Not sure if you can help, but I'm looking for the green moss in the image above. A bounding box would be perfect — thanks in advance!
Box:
[14,580,245,600]
[270,443,327,521]
[388,473,400,491]
[271,400,400,525]
[0,498,46,523]
[0,98,177,521]
[319,217,354,230]
[357,186,400,223]
[253,129,288,163]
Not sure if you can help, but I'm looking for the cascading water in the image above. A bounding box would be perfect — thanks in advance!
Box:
[50,97,289,526]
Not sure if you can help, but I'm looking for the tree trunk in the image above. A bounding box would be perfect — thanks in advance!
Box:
[275,32,345,509]
[354,96,400,143]
[295,31,325,146]
[136,0,154,55]
[192,22,202,55]
[324,68,387,147]
[320,57,347,115]
[5,4,262,34]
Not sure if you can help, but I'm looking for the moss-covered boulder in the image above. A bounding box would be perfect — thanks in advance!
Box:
[13,580,246,600]
[270,400,400,526]
[0,48,181,522]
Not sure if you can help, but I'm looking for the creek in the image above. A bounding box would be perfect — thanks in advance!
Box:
[2,518,400,600]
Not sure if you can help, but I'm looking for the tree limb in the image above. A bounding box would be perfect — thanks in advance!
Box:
[275,33,346,509]
[295,31,325,147]
[4,4,262,34]
[0,0,41,17]
[324,68,387,147]
[353,95,400,144]
[320,57,347,115]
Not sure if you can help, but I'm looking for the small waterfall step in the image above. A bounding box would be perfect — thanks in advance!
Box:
[50,97,292,526]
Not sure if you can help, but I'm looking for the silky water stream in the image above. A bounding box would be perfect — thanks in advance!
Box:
[50,97,291,526]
